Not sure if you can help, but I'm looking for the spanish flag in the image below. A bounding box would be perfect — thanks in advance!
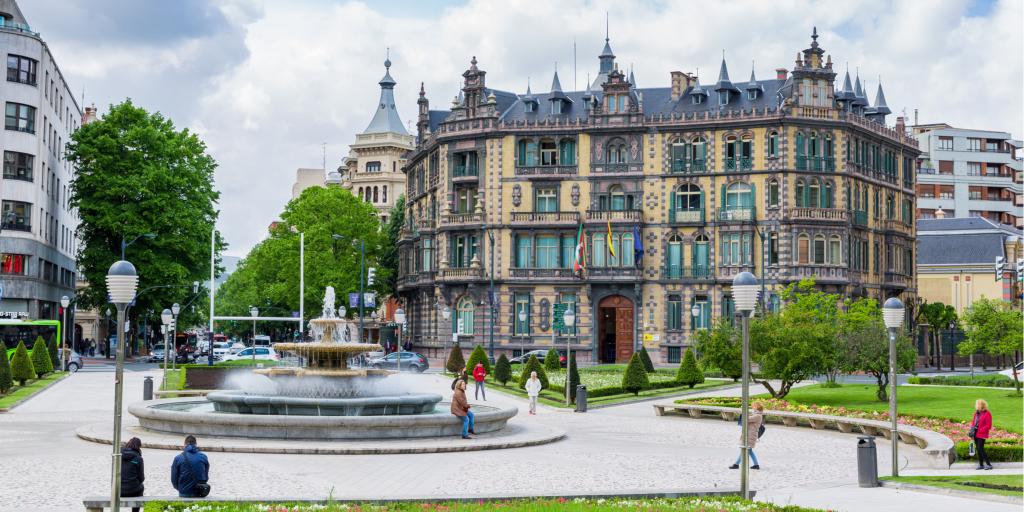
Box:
[573,223,587,273]
[607,220,616,258]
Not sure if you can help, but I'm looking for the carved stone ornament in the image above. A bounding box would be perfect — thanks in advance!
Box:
[512,184,522,207]
[539,298,551,331]
[571,184,580,206]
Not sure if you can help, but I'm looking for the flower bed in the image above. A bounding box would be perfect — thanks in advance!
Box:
[679,396,1024,462]
[142,497,824,512]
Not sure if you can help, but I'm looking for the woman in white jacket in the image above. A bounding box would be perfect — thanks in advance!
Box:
[524,371,543,415]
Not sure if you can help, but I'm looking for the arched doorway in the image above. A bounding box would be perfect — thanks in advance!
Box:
[597,295,634,363]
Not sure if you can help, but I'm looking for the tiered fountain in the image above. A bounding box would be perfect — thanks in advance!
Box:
[127,288,516,440]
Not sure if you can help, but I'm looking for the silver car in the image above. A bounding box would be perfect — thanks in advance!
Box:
[65,351,83,372]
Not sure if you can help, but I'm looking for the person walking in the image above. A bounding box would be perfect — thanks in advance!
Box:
[525,370,542,415]
[451,379,475,439]
[120,437,145,512]
[171,435,210,497]
[472,362,487,401]
[970,399,993,470]
[89,339,96,357]
[729,402,764,470]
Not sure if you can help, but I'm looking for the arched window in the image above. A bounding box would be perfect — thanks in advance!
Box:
[558,138,576,165]
[455,297,475,335]
[621,231,635,267]
[853,184,861,210]
[691,136,707,170]
[373,186,379,203]
[670,138,688,172]
[795,132,806,169]
[518,138,538,166]
[725,135,738,160]
[725,182,753,209]
[768,131,778,158]
[767,179,779,208]
[616,143,627,163]
[828,235,842,265]
[813,235,826,264]
[809,179,820,208]
[809,132,819,157]
[592,232,606,267]
[540,138,557,165]
[358,187,363,199]
[693,234,710,276]
[609,185,626,211]
[823,182,833,208]
[383,185,388,203]
[797,233,810,264]
[673,183,702,212]
[795,180,805,207]
[666,234,683,278]
[740,135,753,161]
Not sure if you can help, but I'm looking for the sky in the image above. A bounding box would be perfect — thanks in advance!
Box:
[19,0,1024,258]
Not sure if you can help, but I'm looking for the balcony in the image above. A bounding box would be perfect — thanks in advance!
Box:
[441,212,484,227]
[789,207,848,222]
[452,165,478,178]
[662,266,714,280]
[514,165,577,177]
[1,220,31,232]
[670,159,707,173]
[796,156,835,172]
[717,207,755,222]
[852,210,869,227]
[438,267,484,282]
[883,272,909,288]
[879,219,905,232]
[510,211,580,226]
[724,158,753,172]
[669,209,705,225]
[416,218,436,231]
[592,162,642,174]
[509,267,577,280]
[586,209,643,223]
[587,267,642,280]
[789,265,848,283]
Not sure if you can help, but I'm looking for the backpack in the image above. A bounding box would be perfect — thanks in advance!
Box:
[757,423,766,438]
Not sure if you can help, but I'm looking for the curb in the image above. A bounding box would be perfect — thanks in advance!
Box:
[879,481,1023,505]
[586,382,744,410]
[0,372,70,413]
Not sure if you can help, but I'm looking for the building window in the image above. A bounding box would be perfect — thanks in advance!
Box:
[560,235,575,269]
[5,102,35,133]
[666,234,683,278]
[517,139,539,166]
[456,297,475,335]
[937,136,953,150]
[797,234,809,264]
[722,295,736,325]
[7,55,37,85]
[365,161,381,173]
[592,231,634,267]
[608,184,627,211]
[515,235,532,268]
[0,254,28,275]
[767,179,779,208]
[558,138,576,165]
[725,182,753,211]
[692,94,704,105]
[967,162,982,176]
[813,235,826,264]
[828,235,841,265]
[667,346,681,364]
[692,298,710,329]
[667,295,682,330]
[768,131,778,158]
[540,139,557,165]
[535,186,557,212]
[720,232,752,265]
[718,91,729,106]
[605,139,627,163]
[455,187,477,213]
[513,293,531,335]
[536,235,559,268]
[767,232,779,265]
[1,200,31,231]
[551,100,562,115]
[3,151,33,181]
[382,186,387,203]
[450,234,477,268]
[524,101,535,113]
[672,183,702,213]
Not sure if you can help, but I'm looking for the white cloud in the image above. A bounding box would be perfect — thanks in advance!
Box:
[22,0,1024,257]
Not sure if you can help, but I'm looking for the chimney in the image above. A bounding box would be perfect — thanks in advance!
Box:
[895,116,906,136]
[775,68,788,80]
[82,104,98,124]
[670,71,684,101]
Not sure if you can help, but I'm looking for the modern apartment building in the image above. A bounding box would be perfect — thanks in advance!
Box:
[397,29,919,364]
[913,123,1023,228]
[0,0,82,320]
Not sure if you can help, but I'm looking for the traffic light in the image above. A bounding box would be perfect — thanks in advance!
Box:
[995,256,1005,281]
[367,267,377,286]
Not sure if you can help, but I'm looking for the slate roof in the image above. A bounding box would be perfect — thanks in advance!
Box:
[363,58,408,135]
[918,233,1005,265]
[917,217,1022,234]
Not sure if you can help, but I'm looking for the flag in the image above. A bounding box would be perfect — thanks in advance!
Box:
[633,225,644,266]
[606,220,616,258]
[573,223,587,273]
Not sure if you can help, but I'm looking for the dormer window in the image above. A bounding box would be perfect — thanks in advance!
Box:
[692,95,703,105]
[747,90,757,101]
[719,92,729,106]
[551,100,562,115]
[525,101,535,113]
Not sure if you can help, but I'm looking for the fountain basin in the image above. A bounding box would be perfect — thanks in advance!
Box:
[129,398,518,440]
[207,390,442,416]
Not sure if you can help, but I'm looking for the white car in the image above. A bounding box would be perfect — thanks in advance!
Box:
[220,347,280,362]
[211,342,233,361]
[999,362,1023,379]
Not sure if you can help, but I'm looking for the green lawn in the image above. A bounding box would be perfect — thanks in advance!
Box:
[0,372,67,410]
[772,384,1023,433]
[489,377,734,408]
[882,474,1024,498]
[142,497,824,511]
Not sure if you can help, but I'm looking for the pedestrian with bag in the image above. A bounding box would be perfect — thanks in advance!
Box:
[451,379,475,439]
[969,399,993,470]
[524,370,542,415]
[171,435,211,497]
[120,437,145,512]
[472,362,487,401]
[451,368,468,391]
[729,402,764,470]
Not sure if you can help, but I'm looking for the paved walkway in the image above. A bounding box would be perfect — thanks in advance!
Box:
[0,370,1016,511]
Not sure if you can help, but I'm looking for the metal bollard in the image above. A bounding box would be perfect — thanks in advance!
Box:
[143,376,154,401]
[574,385,587,413]
[857,436,879,487]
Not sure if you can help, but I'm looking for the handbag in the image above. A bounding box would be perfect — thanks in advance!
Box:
[968,441,976,457]
[183,451,211,498]
[968,412,979,439]
[758,423,766,438]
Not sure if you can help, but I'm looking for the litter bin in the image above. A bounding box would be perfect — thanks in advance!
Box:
[574,385,587,412]
[143,376,154,401]
[857,436,879,487]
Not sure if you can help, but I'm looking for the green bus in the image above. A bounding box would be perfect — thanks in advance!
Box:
[1,319,61,358]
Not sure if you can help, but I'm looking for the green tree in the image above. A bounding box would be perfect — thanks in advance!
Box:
[676,348,705,388]
[0,350,13,393]
[638,345,656,373]
[840,298,917,401]
[959,298,1023,394]
[493,354,512,386]
[919,301,958,368]
[10,341,34,386]
[543,348,561,372]
[694,319,742,381]
[30,338,53,378]
[567,351,581,402]
[465,345,492,376]
[67,100,222,328]
[750,279,840,398]
[518,354,549,389]
[621,353,650,395]
[379,195,405,297]
[45,337,59,370]
[445,345,466,375]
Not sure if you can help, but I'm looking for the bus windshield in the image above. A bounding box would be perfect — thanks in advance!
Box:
[0,319,61,355]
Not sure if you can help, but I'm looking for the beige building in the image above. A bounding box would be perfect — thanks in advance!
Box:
[291,167,326,199]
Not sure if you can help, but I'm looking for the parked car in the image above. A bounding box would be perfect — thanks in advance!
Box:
[999,362,1023,379]
[211,341,233,361]
[367,351,429,372]
[148,344,174,363]
[221,347,280,362]
[65,351,83,372]
[510,349,565,367]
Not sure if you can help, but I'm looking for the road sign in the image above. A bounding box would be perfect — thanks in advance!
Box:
[349,293,377,309]
[552,303,568,330]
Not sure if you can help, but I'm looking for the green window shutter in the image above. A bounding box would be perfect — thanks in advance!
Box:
[721,184,726,208]
[699,188,705,210]
[669,189,676,212]
[749,183,756,214]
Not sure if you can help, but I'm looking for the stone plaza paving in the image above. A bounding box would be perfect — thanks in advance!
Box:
[0,368,1018,511]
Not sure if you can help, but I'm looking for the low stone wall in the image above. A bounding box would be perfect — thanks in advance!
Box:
[182,366,252,389]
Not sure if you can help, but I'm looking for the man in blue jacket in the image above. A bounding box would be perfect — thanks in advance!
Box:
[170,435,209,497]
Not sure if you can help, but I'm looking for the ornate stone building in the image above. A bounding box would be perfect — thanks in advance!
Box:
[397,30,919,364]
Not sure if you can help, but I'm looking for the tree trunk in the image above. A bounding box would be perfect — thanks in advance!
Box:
[758,379,778,398]
[874,372,888,402]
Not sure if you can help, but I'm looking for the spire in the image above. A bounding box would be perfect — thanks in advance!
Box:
[715,53,739,92]
[745,62,763,94]
[524,77,533,97]
[593,12,615,90]
[551,68,563,93]
[628,66,635,87]
[872,81,891,115]
[841,68,853,93]
[417,81,427,104]
[852,69,868,107]
[748,62,756,84]
[363,52,407,135]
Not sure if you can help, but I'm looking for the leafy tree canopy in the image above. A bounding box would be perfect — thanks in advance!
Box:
[959,298,1023,390]
[839,298,916,401]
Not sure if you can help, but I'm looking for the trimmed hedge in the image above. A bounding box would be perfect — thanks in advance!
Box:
[956,439,1023,462]
[676,348,705,388]
[549,377,692,399]
[567,351,581,402]
[518,354,548,389]
[30,338,53,378]
[465,345,491,375]
[46,337,59,370]
[638,345,655,373]
[622,353,650,395]
[493,354,511,386]
[543,348,561,372]
[0,346,12,393]
[907,374,1018,388]
[445,345,466,375]
[10,341,34,386]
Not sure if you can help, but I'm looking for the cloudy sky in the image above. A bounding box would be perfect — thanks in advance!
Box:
[20,0,1023,257]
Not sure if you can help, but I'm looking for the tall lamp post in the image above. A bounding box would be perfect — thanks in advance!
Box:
[170,303,180,370]
[249,306,259,363]
[394,308,406,374]
[160,309,172,388]
[107,260,139,512]
[563,307,575,406]
[60,295,71,370]
[882,297,905,477]
[732,271,760,500]
[487,229,496,364]
[104,308,112,359]
[120,233,156,260]
[517,308,527,355]
[439,304,451,363]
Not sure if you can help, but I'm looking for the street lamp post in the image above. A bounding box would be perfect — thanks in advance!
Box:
[883,297,906,478]
[160,309,172,388]
[104,308,112,359]
[120,233,156,261]
[487,230,496,364]
[395,308,407,374]
[440,305,451,366]
[106,260,139,512]
[333,234,366,343]
[517,308,527,356]
[60,295,70,370]
[563,307,576,406]
[732,271,760,500]
[249,306,259,363]
[170,303,180,370]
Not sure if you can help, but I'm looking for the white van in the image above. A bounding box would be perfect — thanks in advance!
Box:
[253,335,272,347]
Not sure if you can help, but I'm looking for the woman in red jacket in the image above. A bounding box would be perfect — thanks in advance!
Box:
[971,399,993,470]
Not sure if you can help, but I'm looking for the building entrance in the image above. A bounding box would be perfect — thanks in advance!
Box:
[597,295,634,364]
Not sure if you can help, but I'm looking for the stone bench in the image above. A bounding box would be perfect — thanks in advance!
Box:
[653,402,955,469]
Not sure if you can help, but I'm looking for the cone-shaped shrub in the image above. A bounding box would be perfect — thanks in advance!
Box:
[0,349,13,393]
[494,354,512,386]
[45,337,59,370]
[567,351,581,402]
[445,345,466,375]
[465,344,492,375]
[10,341,35,386]
[518,354,548,389]
[30,338,53,377]
[638,345,655,373]
[543,348,561,372]
[621,352,650,395]
[676,348,705,388]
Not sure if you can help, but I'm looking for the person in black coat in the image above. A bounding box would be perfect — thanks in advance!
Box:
[120,437,145,512]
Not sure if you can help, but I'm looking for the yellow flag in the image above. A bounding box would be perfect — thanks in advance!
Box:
[607,220,616,258]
